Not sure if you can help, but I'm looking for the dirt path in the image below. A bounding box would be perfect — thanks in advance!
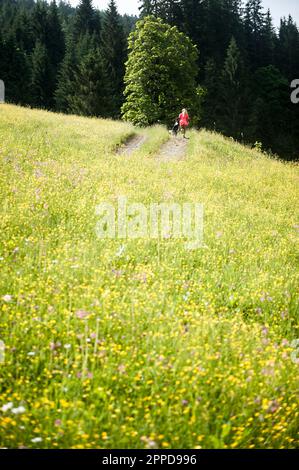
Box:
[157,136,188,162]
[116,134,146,155]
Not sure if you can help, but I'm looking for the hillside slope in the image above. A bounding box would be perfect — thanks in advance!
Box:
[0,104,298,448]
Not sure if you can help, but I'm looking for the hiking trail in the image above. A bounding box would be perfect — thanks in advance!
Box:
[117,134,146,155]
[157,136,188,162]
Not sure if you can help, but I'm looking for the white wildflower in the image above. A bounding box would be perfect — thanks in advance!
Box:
[11,406,26,415]
[1,402,13,412]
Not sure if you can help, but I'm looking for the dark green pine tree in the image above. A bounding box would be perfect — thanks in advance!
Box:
[121,14,138,38]
[0,30,31,104]
[249,65,290,155]
[68,47,111,117]
[218,37,248,139]
[47,1,65,72]
[46,0,65,108]
[12,7,35,53]
[243,0,265,70]
[30,39,52,108]
[54,37,77,112]
[31,0,49,45]
[180,0,204,51]
[222,0,244,49]
[276,16,299,81]
[138,0,181,24]
[139,1,162,18]
[178,1,245,73]
[102,0,127,117]
[73,0,99,38]
[56,0,76,23]
[260,9,275,66]
[202,58,221,130]
[201,0,231,66]
[55,0,102,113]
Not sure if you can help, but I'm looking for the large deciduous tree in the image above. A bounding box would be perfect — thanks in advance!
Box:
[121,15,202,127]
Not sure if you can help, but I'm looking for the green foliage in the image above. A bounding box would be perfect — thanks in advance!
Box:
[54,38,77,112]
[0,31,31,104]
[0,0,298,159]
[30,39,52,108]
[249,65,291,155]
[73,0,100,38]
[277,15,299,81]
[31,0,49,45]
[67,47,111,117]
[202,58,220,130]
[122,15,202,127]
[102,0,127,117]
[218,37,249,139]
[47,1,65,71]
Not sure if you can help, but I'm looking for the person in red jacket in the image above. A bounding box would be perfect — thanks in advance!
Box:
[179,108,189,138]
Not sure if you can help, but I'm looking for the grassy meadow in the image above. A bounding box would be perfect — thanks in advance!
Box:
[0,104,298,448]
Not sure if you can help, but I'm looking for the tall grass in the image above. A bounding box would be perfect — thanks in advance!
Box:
[0,104,298,448]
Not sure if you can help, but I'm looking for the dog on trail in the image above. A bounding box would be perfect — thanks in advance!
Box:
[171,117,180,136]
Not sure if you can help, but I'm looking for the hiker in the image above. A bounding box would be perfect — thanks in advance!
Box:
[179,108,189,138]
